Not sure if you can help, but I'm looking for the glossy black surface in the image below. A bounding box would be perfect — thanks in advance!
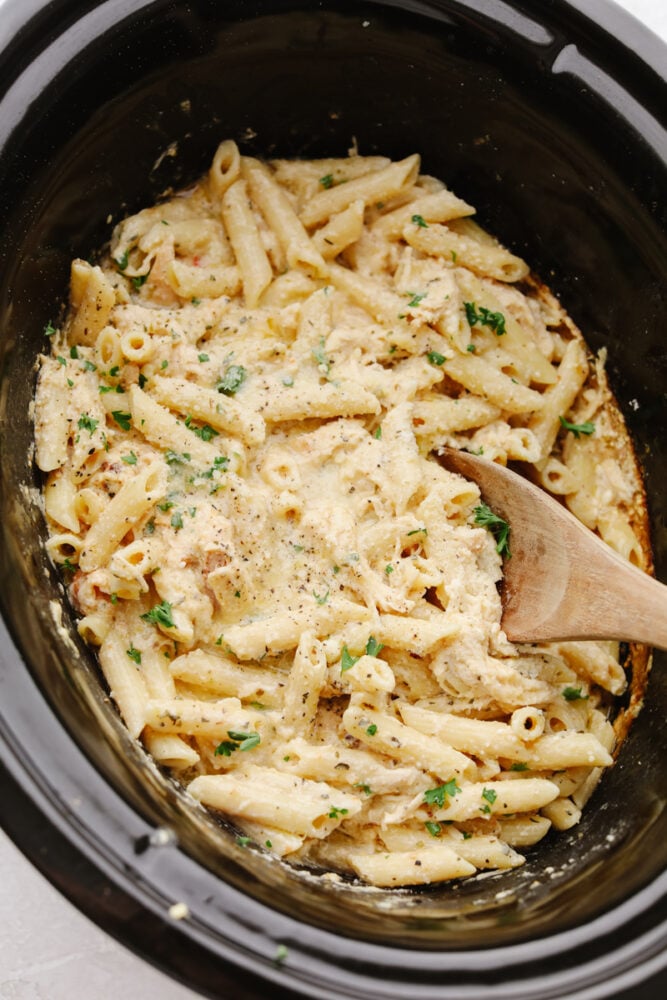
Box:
[0,1,666,997]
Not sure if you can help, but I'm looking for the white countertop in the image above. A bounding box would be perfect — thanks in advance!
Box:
[2,1,665,997]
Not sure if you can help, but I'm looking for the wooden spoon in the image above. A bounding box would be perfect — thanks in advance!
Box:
[440,447,667,648]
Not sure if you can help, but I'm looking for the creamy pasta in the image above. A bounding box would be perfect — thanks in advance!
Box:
[33,142,649,887]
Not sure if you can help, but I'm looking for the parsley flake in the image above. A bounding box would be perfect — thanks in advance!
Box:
[319,174,334,189]
[405,290,426,308]
[312,337,330,373]
[559,416,595,439]
[341,646,360,672]
[424,779,461,808]
[185,417,219,442]
[427,350,447,366]
[473,502,511,558]
[140,601,175,628]
[425,821,442,837]
[464,301,506,336]
[227,730,261,751]
[365,636,384,657]
[217,364,246,396]
[411,214,429,228]
[327,806,349,819]
[77,414,98,434]
[126,643,142,664]
[115,249,130,271]
[563,686,589,701]
[122,451,138,465]
[112,410,132,431]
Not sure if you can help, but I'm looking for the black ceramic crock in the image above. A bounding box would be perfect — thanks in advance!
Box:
[0,1,665,997]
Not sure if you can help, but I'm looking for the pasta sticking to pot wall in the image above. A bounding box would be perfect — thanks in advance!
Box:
[34,141,649,887]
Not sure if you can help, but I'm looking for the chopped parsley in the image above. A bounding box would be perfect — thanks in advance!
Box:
[111,410,132,431]
[274,944,288,965]
[481,788,497,805]
[341,646,360,672]
[77,414,98,434]
[384,564,394,575]
[365,635,384,657]
[319,173,334,189]
[366,723,378,736]
[327,806,349,819]
[138,373,148,390]
[405,290,426,309]
[69,346,80,359]
[313,588,329,605]
[227,730,261,751]
[374,425,382,439]
[236,836,252,847]
[165,450,191,465]
[122,451,138,465]
[473,502,511,558]
[427,350,447,366]
[83,359,97,372]
[559,416,595,439]
[411,214,429,228]
[140,600,175,628]
[563,686,589,701]
[510,762,530,772]
[170,511,184,530]
[464,301,506,336]
[198,353,210,363]
[407,527,427,537]
[312,337,330,373]
[424,779,461,808]
[126,643,142,664]
[185,415,219,441]
[44,321,57,337]
[217,364,247,395]
[425,821,442,837]
[114,248,130,271]
[354,783,372,796]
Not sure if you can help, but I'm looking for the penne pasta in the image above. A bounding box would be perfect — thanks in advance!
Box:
[34,143,649,889]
